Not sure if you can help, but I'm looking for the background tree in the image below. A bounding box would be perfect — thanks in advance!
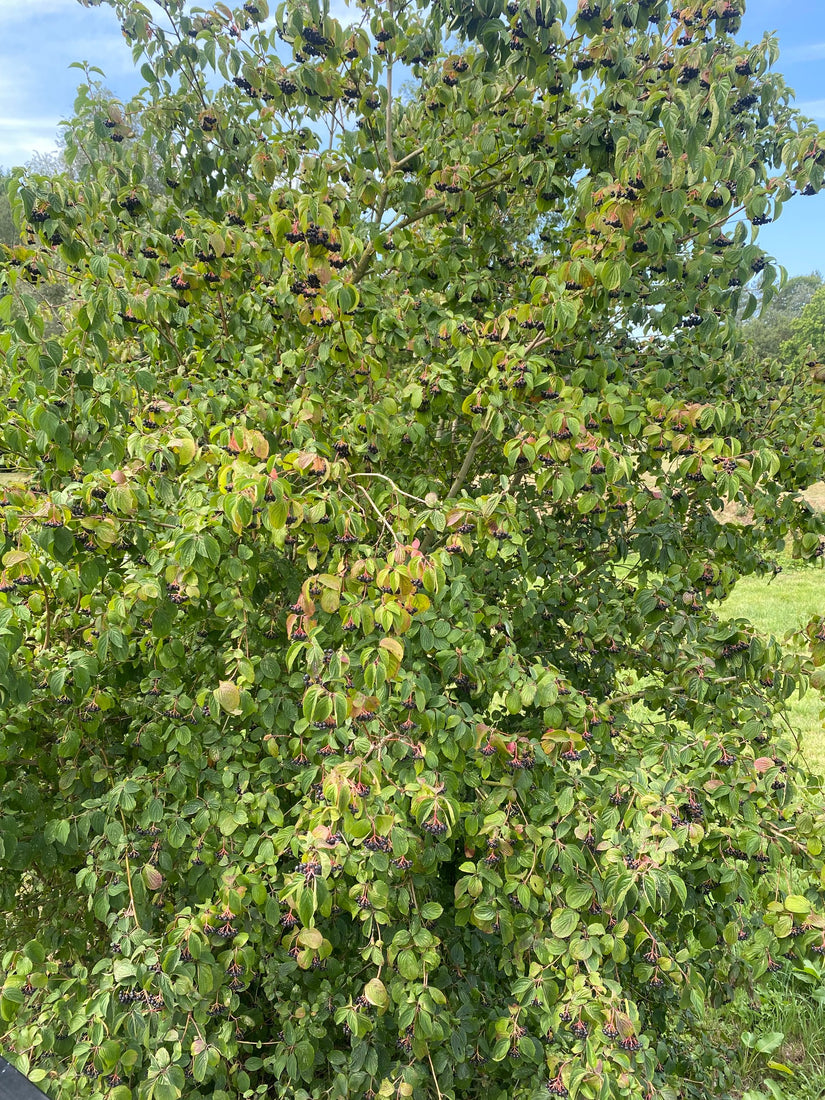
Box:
[783,283,825,376]
[740,270,823,364]
[2,2,825,1100]
[0,172,18,247]
[1,152,70,248]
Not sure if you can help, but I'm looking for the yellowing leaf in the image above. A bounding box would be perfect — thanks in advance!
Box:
[364,977,388,1007]
[379,637,404,661]
[379,636,404,677]
[785,894,811,916]
[169,436,198,464]
[298,928,323,949]
[214,680,242,715]
[142,865,163,891]
[320,588,340,613]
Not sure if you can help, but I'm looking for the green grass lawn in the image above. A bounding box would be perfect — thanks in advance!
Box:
[722,564,825,773]
[719,563,825,1100]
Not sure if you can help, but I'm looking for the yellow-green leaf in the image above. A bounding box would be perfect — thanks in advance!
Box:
[214,680,241,715]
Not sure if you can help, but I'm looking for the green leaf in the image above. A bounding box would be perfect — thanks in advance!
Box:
[295,1040,315,1072]
[755,1032,785,1056]
[774,915,794,938]
[577,491,600,514]
[564,882,592,910]
[89,254,109,280]
[785,894,811,916]
[550,909,578,938]
[23,940,45,965]
[491,1038,511,1062]
[420,902,443,920]
[167,818,188,849]
[298,887,315,927]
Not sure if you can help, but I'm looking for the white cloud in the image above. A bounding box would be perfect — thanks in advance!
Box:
[0,117,62,130]
[60,33,140,75]
[781,42,825,63]
[0,125,63,169]
[796,99,825,121]
[0,64,59,166]
[0,0,76,17]
[0,0,142,166]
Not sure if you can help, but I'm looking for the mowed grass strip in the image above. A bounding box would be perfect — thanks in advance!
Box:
[722,564,825,773]
[718,564,825,1100]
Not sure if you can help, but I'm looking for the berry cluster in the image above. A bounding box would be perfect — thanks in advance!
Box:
[300,25,331,55]
[118,989,163,1010]
[421,814,448,836]
[732,92,758,114]
[364,834,391,852]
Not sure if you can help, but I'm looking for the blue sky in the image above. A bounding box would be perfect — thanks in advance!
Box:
[0,0,822,275]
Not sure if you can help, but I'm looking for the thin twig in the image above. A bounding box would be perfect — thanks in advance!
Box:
[351,483,401,545]
[679,202,749,245]
[349,472,430,505]
[120,810,142,929]
[393,145,425,170]
[446,422,490,500]
[216,289,230,338]
[427,1050,444,1100]
[419,417,491,554]
[41,582,51,650]
[385,1,396,165]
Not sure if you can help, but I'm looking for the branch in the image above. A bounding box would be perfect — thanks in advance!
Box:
[427,1050,444,1100]
[120,810,142,929]
[678,202,749,245]
[446,421,490,500]
[351,166,510,287]
[393,145,425,171]
[508,467,527,497]
[155,317,185,367]
[349,472,431,505]
[418,419,492,555]
[216,289,230,338]
[374,184,389,229]
[40,581,51,650]
[385,4,396,165]
[351,483,401,545]
[390,197,448,234]
[350,239,378,284]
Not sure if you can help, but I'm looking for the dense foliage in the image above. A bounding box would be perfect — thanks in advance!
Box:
[2,1,825,1098]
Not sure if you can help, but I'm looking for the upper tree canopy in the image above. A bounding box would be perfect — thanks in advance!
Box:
[2,2,825,1100]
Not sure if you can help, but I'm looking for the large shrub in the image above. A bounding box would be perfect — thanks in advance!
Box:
[2,2,825,1098]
